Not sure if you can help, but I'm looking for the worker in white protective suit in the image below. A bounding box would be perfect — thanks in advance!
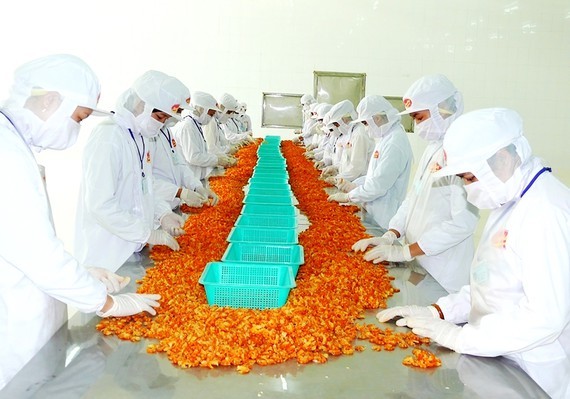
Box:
[325,123,376,188]
[76,70,187,273]
[377,108,570,399]
[353,75,479,294]
[319,100,357,178]
[203,107,235,160]
[293,93,316,140]
[0,54,160,390]
[236,102,253,134]
[328,95,413,232]
[152,80,209,211]
[219,93,255,147]
[306,103,333,163]
[172,91,229,191]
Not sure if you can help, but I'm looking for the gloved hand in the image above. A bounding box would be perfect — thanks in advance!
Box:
[352,230,398,252]
[180,188,207,208]
[396,317,462,351]
[160,212,186,237]
[216,154,232,167]
[206,188,219,206]
[147,229,180,251]
[305,151,314,159]
[338,179,357,193]
[97,293,161,318]
[321,165,338,178]
[327,192,350,203]
[376,305,439,323]
[324,176,338,185]
[246,135,256,144]
[228,155,238,166]
[364,244,413,264]
[314,160,325,169]
[87,267,130,294]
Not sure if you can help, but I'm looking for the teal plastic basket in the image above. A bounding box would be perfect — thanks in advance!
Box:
[263,135,281,142]
[199,262,295,309]
[252,169,289,178]
[246,186,292,197]
[228,226,298,244]
[240,204,299,217]
[256,158,286,166]
[249,176,289,184]
[235,214,298,228]
[254,164,287,172]
[247,182,292,192]
[243,194,293,205]
[222,242,305,265]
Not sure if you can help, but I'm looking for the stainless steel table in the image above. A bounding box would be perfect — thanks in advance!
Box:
[1,246,553,399]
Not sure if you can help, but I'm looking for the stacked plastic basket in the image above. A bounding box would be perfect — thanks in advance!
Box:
[199,136,304,309]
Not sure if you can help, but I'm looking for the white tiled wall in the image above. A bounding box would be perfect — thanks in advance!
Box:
[1,0,568,251]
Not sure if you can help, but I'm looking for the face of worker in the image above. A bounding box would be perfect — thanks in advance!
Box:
[151,111,172,123]
[207,109,217,117]
[409,109,431,124]
[71,106,94,123]
[457,172,478,185]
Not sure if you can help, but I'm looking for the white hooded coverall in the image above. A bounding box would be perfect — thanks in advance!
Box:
[349,124,413,230]
[389,140,479,293]
[0,114,107,389]
[153,126,203,209]
[437,158,570,364]
[75,113,171,272]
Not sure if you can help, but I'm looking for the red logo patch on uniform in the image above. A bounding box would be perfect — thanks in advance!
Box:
[146,151,151,163]
[373,150,380,159]
[492,229,508,249]
[172,139,177,148]
[403,98,412,109]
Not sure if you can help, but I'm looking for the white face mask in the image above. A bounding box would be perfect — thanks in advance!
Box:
[217,112,229,124]
[137,113,163,138]
[367,115,394,139]
[27,98,82,151]
[196,112,212,125]
[164,117,177,128]
[330,126,341,137]
[464,181,503,209]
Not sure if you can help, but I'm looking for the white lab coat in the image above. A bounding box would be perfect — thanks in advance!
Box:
[171,115,217,181]
[331,132,348,167]
[75,115,171,272]
[203,118,232,155]
[349,125,413,230]
[300,119,318,146]
[237,113,252,133]
[221,118,250,145]
[389,140,479,293]
[437,158,570,363]
[337,124,374,181]
[153,127,203,209]
[0,113,107,390]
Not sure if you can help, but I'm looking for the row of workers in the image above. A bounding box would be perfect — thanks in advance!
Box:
[0,54,254,389]
[295,75,569,398]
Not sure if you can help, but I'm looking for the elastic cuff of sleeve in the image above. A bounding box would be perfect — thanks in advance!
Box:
[430,304,445,319]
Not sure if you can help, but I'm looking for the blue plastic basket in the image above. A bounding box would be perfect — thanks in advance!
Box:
[199,262,295,309]
[222,242,304,265]
[228,226,298,244]
[235,214,298,229]
[240,204,299,217]
[243,194,294,205]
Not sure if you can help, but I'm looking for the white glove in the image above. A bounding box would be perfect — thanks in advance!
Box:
[87,267,130,294]
[364,244,413,264]
[180,188,207,208]
[305,151,314,159]
[324,176,338,185]
[206,188,219,206]
[338,179,357,193]
[147,229,180,251]
[97,293,161,317]
[396,317,462,351]
[159,212,186,237]
[216,154,232,167]
[321,165,338,178]
[352,231,398,252]
[376,305,439,323]
[314,160,325,169]
[327,192,349,203]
